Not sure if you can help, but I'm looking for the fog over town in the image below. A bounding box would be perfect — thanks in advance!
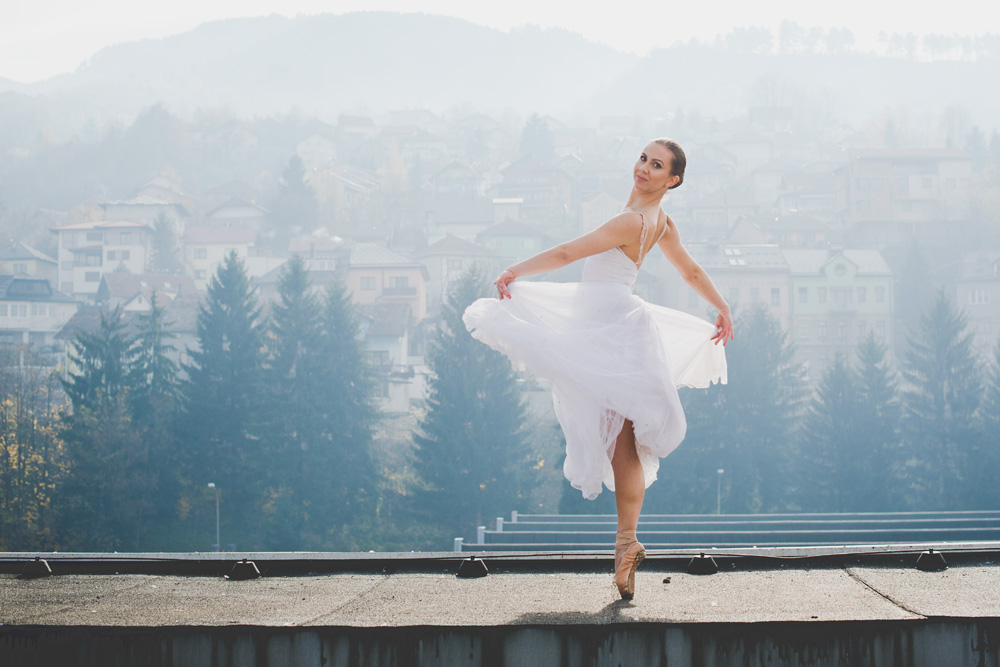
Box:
[0,12,998,553]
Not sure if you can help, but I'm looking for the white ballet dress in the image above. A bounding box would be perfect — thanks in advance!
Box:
[462,215,727,500]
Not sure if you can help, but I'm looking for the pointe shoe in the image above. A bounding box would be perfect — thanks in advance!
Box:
[615,541,645,600]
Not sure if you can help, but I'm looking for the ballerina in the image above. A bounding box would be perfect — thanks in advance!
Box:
[463,138,733,599]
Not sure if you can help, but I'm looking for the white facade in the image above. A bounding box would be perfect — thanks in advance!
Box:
[51,221,151,299]
[0,276,79,356]
[181,227,257,290]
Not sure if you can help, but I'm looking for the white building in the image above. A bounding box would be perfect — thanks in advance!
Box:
[0,275,78,359]
[51,220,152,299]
[181,227,257,290]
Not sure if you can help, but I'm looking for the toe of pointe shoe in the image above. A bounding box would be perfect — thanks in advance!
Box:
[615,543,645,599]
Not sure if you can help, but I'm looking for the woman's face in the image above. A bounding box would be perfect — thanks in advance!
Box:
[633,142,679,192]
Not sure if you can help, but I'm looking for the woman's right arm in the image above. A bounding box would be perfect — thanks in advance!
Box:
[493,212,639,299]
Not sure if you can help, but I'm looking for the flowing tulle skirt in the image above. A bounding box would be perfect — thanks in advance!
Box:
[463,280,727,499]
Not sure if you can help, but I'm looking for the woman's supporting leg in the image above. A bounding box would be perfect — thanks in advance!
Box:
[612,419,645,569]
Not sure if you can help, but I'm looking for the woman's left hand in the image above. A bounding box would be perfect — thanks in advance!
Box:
[712,310,734,346]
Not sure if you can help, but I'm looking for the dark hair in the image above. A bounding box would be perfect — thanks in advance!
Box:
[653,138,686,190]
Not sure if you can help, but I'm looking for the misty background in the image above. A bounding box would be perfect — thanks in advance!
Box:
[1,12,999,553]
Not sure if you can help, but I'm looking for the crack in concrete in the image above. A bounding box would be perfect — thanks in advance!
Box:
[842,566,925,618]
[14,574,165,624]
[295,574,393,626]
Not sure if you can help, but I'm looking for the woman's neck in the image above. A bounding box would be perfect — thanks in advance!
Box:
[625,188,666,213]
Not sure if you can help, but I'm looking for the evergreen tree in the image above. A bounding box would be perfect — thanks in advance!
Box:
[413,268,534,542]
[149,212,183,274]
[648,305,805,514]
[519,113,555,161]
[260,256,377,549]
[800,353,860,511]
[975,336,1000,509]
[128,292,183,547]
[56,308,150,550]
[853,333,904,509]
[269,155,319,251]
[179,251,266,548]
[900,289,982,509]
[61,307,136,410]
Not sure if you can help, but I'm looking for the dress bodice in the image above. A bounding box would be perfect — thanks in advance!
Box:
[581,248,639,286]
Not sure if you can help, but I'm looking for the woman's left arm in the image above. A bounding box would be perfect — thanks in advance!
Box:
[658,219,734,346]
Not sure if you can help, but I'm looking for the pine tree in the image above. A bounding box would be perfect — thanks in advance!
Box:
[149,212,183,274]
[853,333,904,510]
[900,289,982,509]
[648,305,805,514]
[260,256,377,549]
[800,353,860,511]
[269,155,319,251]
[519,113,555,161]
[971,336,1000,509]
[56,307,150,550]
[413,268,534,542]
[179,251,266,549]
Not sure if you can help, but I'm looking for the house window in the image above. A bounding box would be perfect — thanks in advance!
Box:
[120,231,132,244]
[970,288,991,305]
[85,253,101,267]
[922,177,932,189]
[798,323,808,340]
[13,304,27,317]
[838,321,846,339]
[86,231,103,242]
[85,271,100,282]
[818,287,827,303]
[194,248,208,259]
[446,259,463,271]
[857,200,871,212]
[895,177,908,192]
[875,286,885,303]
[876,321,885,338]
[858,287,867,303]
[107,250,117,260]
[0,332,18,347]
[798,287,807,303]
[31,304,42,316]
[195,270,206,280]
[771,288,780,306]
[749,288,759,303]
[856,178,869,189]
[361,277,376,291]
[389,276,409,288]
[13,262,27,274]
[946,179,956,189]
[819,322,827,340]
[0,305,6,316]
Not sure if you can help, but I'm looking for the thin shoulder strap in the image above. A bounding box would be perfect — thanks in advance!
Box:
[635,212,648,267]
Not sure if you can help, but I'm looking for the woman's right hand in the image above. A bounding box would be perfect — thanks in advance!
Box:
[494,268,516,300]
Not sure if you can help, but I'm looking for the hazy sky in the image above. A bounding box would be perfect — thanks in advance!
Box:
[1,0,992,83]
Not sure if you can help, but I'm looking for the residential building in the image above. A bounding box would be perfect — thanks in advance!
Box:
[96,273,198,312]
[205,198,270,229]
[181,227,257,290]
[496,155,572,225]
[0,275,78,361]
[358,303,420,414]
[847,149,972,247]
[413,235,500,314]
[347,243,428,321]
[0,241,58,285]
[477,221,551,264]
[51,220,152,299]
[666,244,791,331]
[955,252,1000,354]
[784,248,894,382]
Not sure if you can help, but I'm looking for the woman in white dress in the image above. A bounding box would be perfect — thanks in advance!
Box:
[463,139,733,599]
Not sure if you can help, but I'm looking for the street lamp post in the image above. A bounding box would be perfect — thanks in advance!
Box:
[716,469,725,515]
[207,483,220,552]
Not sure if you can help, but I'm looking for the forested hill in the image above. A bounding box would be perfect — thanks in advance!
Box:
[4,13,638,119]
[1,12,998,126]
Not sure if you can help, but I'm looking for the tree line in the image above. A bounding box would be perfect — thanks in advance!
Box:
[2,262,998,553]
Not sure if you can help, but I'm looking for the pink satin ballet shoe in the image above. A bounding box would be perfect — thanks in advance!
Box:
[615,540,645,600]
